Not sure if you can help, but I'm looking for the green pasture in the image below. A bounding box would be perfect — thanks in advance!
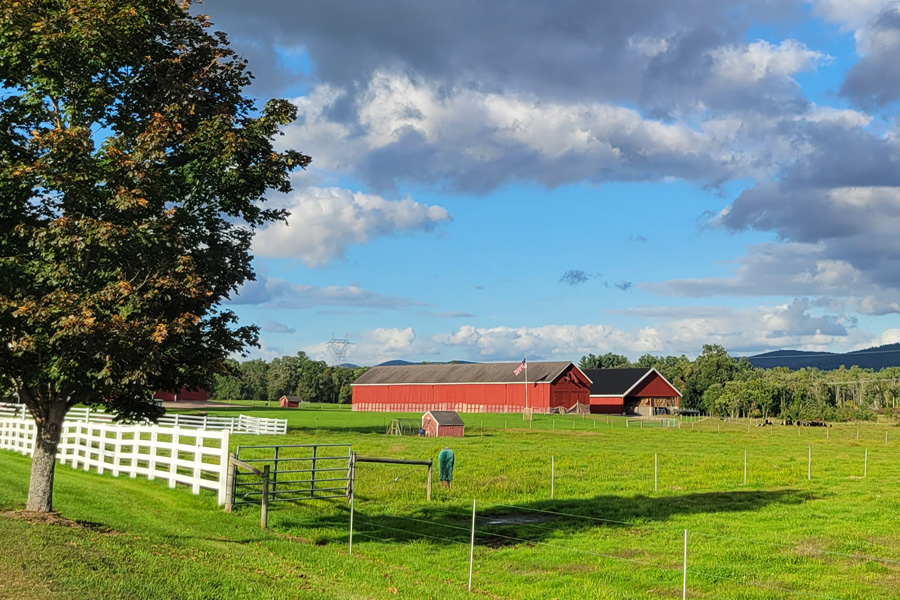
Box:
[3,405,900,599]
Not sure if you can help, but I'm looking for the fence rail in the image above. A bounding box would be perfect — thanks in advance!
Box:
[0,403,286,435]
[0,416,230,504]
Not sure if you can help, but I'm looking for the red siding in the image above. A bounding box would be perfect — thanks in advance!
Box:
[353,365,590,413]
[589,396,624,414]
[629,373,680,399]
[153,388,208,402]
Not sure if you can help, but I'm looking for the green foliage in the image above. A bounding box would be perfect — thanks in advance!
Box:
[0,0,310,421]
[579,347,900,421]
[578,352,631,369]
[209,352,368,405]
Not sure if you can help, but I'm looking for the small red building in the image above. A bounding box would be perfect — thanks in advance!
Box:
[352,362,591,413]
[279,395,302,408]
[583,368,681,415]
[153,387,209,403]
[422,410,465,437]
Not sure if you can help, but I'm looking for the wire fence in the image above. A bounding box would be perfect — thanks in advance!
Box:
[339,497,900,599]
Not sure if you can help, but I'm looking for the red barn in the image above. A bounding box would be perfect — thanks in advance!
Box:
[153,387,208,403]
[352,362,591,414]
[583,368,681,415]
[422,410,465,437]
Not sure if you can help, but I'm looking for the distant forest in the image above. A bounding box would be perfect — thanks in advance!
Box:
[210,353,368,405]
[581,345,900,421]
[212,344,900,421]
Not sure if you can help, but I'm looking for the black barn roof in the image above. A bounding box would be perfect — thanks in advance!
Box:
[353,362,583,386]
[425,411,466,426]
[583,368,654,396]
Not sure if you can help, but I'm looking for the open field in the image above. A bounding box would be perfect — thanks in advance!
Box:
[3,407,900,599]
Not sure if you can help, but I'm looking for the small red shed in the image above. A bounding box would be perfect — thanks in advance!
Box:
[279,395,302,408]
[422,411,466,437]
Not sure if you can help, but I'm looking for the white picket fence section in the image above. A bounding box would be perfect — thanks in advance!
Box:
[0,403,286,435]
[0,416,230,504]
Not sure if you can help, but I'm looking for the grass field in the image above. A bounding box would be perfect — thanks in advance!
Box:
[2,406,900,599]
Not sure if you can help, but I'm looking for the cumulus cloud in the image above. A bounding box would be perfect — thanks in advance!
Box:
[206,0,803,100]
[303,327,418,365]
[435,301,860,360]
[841,5,900,106]
[253,187,450,266]
[283,72,759,193]
[230,276,423,310]
[260,319,297,334]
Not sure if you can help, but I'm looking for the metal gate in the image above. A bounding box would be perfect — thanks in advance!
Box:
[231,444,352,507]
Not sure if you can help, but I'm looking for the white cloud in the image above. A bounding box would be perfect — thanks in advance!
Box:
[709,39,827,82]
[230,276,423,309]
[280,71,755,192]
[434,307,861,361]
[303,327,418,365]
[253,186,450,266]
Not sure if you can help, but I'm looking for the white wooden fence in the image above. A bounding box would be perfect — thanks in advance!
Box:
[0,416,230,504]
[0,403,287,435]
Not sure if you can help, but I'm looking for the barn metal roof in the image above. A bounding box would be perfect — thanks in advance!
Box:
[352,362,580,386]
[583,368,653,396]
[424,411,466,426]
[582,368,682,397]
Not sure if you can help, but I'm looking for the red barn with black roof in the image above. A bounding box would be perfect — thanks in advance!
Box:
[352,362,591,413]
[583,368,681,415]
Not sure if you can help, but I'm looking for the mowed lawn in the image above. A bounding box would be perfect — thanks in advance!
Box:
[3,406,900,599]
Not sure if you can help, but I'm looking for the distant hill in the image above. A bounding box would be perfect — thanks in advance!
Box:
[375,359,478,367]
[748,343,900,371]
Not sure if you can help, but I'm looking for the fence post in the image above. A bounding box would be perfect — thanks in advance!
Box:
[169,430,179,489]
[654,453,658,492]
[217,431,230,505]
[427,459,433,502]
[551,455,555,499]
[261,465,270,529]
[468,499,476,592]
[682,530,688,600]
[349,487,355,555]
[225,455,235,512]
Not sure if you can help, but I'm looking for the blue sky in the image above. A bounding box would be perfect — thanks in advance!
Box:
[206,0,900,365]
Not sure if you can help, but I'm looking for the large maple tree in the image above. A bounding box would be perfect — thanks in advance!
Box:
[0,0,310,511]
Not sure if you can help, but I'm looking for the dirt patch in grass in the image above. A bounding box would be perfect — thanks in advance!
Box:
[0,564,56,600]
[0,510,118,533]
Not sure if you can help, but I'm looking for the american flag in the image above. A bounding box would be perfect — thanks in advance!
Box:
[513,357,527,376]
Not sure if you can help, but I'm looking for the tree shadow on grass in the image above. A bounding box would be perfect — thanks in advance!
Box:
[314,489,808,547]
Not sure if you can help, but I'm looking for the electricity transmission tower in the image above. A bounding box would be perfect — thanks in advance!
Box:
[328,333,352,366]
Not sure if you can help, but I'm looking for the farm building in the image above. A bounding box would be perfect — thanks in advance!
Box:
[352,362,591,413]
[153,387,208,403]
[422,410,465,437]
[583,368,681,415]
[279,395,302,408]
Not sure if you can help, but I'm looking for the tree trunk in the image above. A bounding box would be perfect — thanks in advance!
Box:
[26,401,67,513]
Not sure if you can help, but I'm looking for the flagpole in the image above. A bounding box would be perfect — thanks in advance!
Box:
[524,355,529,419]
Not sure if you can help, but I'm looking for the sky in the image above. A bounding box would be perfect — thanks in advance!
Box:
[202,0,900,366]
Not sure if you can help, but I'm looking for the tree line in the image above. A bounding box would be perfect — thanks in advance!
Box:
[210,353,368,404]
[580,345,900,421]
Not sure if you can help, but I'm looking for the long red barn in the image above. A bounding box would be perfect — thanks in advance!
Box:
[352,362,591,413]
